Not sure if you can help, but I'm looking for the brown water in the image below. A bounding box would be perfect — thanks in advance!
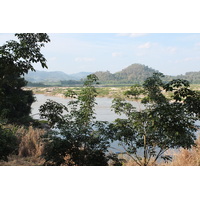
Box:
[31,94,200,155]
[31,94,142,121]
[31,94,142,153]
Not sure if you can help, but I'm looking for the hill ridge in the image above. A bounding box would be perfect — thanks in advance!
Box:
[24,63,200,85]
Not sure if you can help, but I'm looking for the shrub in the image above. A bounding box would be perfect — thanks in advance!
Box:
[0,126,18,161]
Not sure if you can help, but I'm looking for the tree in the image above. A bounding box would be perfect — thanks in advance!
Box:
[0,33,50,124]
[39,74,117,166]
[110,73,199,166]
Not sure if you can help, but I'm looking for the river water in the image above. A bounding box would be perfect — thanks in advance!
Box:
[31,94,142,122]
[31,94,141,153]
[31,94,200,156]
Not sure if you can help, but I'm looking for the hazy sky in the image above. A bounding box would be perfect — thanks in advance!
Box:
[1,33,200,75]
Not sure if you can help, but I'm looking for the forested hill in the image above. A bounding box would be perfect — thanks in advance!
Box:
[95,64,200,84]
[176,71,200,84]
[24,63,200,86]
[95,64,159,84]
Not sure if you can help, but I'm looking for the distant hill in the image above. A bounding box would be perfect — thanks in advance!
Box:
[24,70,92,83]
[95,64,159,84]
[176,71,200,84]
[69,72,93,80]
[24,64,200,86]
[94,64,200,85]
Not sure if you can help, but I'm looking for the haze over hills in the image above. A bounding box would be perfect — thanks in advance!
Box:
[24,63,200,85]
[25,71,92,83]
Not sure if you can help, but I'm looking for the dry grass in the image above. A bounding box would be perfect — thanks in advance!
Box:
[164,137,200,166]
[1,125,200,166]
[121,135,200,166]
[0,155,45,166]
[0,126,46,166]
[17,126,46,157]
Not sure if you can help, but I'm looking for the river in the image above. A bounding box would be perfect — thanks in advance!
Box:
[31,94,141,153]
[31,94,200,156]
[31,94,142,121]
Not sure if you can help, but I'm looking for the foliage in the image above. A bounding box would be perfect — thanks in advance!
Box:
[95,64,200,85]
[124,84,146,100]
[95,64,159,85]
[95,71,115,82]
[0,125,18,161]
[164,79,200,117]
[175,71,200,84]
[39,74,115,166]
[0,33,50,124]
[40,100,68,128]
[110,73,199,166]
[0,125,46,165]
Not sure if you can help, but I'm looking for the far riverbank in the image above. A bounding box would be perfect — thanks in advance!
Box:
[24,84,200,100]
[24,86,128,99]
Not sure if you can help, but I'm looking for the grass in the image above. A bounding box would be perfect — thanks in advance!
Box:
[121,135,200,166]
[0,126,46,166]
[1,127,200,166]
[164,136,200,166]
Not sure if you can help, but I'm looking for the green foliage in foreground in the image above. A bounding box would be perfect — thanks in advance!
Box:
[0,125,18,161]
[0,33,50,161]
[110,73,200,165]
[39,74,120,166]
[0,33,50,124]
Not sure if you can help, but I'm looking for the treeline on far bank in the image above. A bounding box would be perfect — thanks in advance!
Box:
[26,68,200,87]
[26,80,84,87]
[26,78,200,88]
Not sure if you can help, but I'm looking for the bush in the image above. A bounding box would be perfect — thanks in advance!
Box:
[0,126,18,161]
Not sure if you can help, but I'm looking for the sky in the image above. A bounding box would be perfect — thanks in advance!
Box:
[1,33,200,76]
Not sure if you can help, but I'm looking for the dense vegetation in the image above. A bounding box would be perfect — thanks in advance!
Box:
[0,33,50,160]
[111,73,200,165]
[95,64,200,85]
[27,80,83,87]
[176,71,200,84]
[0,33,50,124]
[37,73,200,166]
[39,75,119,166]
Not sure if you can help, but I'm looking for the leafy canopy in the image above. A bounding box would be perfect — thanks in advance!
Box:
[39,74,118,166]
[0,33,50,124]
[110,73,199,166]
[0,124,18,161]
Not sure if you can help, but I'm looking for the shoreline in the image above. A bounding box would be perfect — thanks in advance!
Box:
[24,86,128,99]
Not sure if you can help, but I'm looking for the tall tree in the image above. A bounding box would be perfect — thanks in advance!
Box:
[110,73,200,166]
[39,75,117,166]
[0,33,50,124]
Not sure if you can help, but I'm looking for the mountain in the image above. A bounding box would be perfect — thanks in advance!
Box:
[95,64,159,84]
[115,63,158,83]
[94,64,200,84]
[176,71,200,84]
[69,72,93,80]
[24,70,92,83]
[24,64,200,85]
[94,71,115,82]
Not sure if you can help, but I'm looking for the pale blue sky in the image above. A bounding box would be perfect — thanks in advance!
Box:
[1,33,200,75]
